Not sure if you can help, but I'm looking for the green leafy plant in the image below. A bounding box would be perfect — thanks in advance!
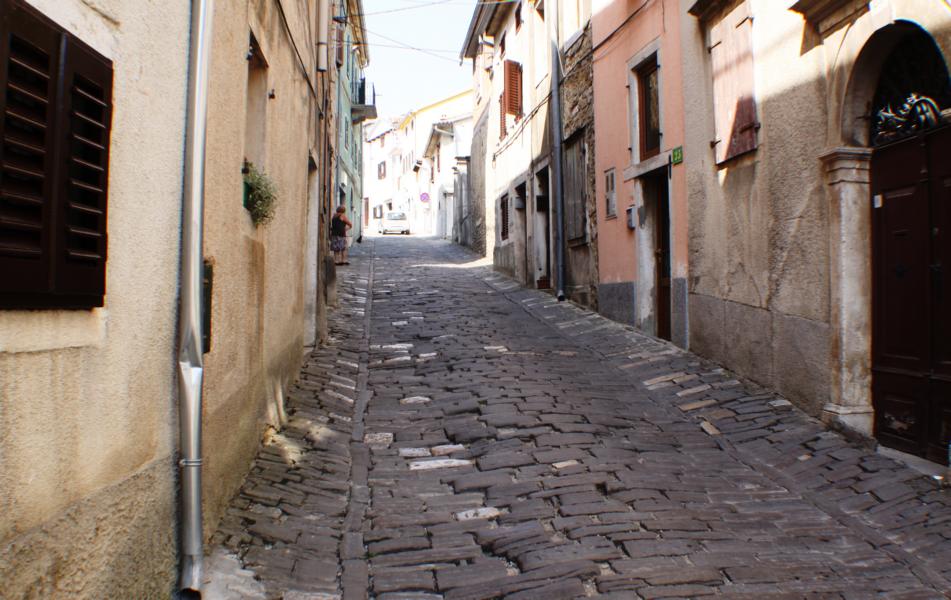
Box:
[243,162,277,226]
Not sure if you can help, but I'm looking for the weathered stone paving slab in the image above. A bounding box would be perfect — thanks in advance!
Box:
[208,236,951,600]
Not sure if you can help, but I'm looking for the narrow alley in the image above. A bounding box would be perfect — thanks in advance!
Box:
[207,237,951,600]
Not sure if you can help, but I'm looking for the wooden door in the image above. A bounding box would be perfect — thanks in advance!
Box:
[872,124,951,464]
[926,125,951,464]
[648,173,671,341]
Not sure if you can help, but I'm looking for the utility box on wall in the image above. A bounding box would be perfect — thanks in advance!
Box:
[626,206,636,230]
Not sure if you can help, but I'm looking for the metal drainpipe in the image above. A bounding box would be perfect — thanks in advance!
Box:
[549,0,566,302]
[178,0,214,593]
[317,0,329,72]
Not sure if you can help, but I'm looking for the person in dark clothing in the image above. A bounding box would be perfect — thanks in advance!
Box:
[331,206,352,265]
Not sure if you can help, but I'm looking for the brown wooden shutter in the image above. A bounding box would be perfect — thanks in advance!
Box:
[500,195,509,240]
[564,135,585,241]
[0,2,61,298]
[710,1,757,164]
[504,60,522,116]
[53,36,112,303]
[335,24,344,66]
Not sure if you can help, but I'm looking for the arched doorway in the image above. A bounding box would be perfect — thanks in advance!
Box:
[867,23,951,463]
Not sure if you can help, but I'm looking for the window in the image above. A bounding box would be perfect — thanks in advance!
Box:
[500,194,510,241]
[709,0,758,164]
[636,55,660,159]
[604,169,616,217]
[0,0,113,309]
[377,161,386,179]
[245,33,268,167]
[564,134,586,241]
[500,59,523,140]
[335,22,345,66]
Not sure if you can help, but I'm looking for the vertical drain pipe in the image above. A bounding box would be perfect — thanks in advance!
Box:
[178,0,214,593]
[549,0,567,302]
[317,0,330,72]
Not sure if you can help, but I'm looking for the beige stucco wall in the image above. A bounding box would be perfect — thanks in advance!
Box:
[0,0,190,596]
[681,0,951,417]
[201,0,319,537]
[682,0,834,412]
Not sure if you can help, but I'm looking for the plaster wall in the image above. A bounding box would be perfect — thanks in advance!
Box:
[680,0,951,416]
[0,0,190,595]
[593,0,686,342]
[471,2,598,308]
[681,0,830,409]
[201,0,318,538]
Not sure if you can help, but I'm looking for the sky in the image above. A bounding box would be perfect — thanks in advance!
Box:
[361,0,477,119]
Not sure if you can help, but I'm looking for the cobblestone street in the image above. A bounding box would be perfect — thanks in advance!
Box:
[206,236,951,600]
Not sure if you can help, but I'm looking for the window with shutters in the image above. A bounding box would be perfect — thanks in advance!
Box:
[709,1,758,164]
[335,22,345,66]
[604,169,616,218]
[245,33,268,168]
[500,194,510,241]
[499,59,523,141]
[0,0,113,309]
[377,161,386,179]
[636,55,660,160]
[564,134,586,242]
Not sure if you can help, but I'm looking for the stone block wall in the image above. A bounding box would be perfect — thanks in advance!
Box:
[561,25,599,310]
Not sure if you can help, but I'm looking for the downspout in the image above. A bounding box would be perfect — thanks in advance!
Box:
[549,0,567,302]
[317,0,329,72]
[178,0,213,593]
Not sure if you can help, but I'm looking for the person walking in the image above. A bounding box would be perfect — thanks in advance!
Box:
[331,206,353,266]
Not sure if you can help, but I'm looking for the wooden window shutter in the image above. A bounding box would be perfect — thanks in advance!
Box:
[0,2,61,299]
[335,24,345,66]
[564,135,585,241]
[500,195,509,240]
[710,1,758,164]
[504,59,522,116]
[54,37,112,302]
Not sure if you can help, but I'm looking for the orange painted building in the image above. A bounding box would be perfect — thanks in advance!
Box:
[592,0,687,346]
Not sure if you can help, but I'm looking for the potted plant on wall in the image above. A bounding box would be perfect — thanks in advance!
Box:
[242,161,277,226]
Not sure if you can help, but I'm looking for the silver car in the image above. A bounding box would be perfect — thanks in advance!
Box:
[379,211,409,235]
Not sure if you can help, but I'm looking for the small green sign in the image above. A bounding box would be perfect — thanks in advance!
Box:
[672,146,684,165]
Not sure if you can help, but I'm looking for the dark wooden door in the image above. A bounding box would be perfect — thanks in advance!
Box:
[927,125,951,464]
[650,173,671,341]
[872,124,951,464]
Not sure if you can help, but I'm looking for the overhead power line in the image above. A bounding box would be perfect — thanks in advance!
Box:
[361,25,462,62]
[355,0,520,18]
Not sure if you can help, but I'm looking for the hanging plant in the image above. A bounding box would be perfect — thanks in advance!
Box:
[243,162,277,226]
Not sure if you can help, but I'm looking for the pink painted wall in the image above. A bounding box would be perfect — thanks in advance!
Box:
[592,0,687,284]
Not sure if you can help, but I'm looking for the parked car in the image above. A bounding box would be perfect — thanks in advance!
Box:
[379,211,410,235]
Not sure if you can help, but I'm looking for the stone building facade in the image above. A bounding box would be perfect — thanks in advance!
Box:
[363,91,472,238]
[682,0,951,463]
[462,0,598,308]
[0,0,360,596]
[591,0,688,345]
[0,0,190,595]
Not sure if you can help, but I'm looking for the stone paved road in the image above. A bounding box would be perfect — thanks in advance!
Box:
[206,236,951,600]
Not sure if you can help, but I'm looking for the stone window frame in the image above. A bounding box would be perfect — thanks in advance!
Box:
[624,39,670,182]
